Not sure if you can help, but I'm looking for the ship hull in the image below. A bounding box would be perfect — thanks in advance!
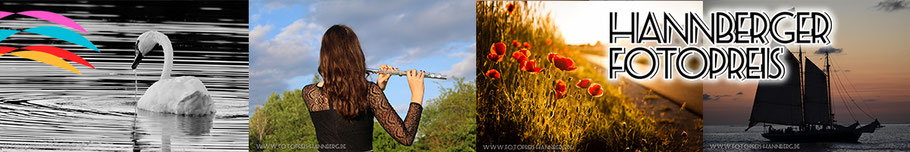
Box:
[761,129,862,142]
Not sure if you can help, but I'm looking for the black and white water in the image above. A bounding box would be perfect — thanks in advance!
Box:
[0,1,248,151]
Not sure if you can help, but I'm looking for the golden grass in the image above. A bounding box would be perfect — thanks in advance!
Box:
[476,2,689,151]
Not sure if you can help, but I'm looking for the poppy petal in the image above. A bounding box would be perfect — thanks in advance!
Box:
[492,42,506,55]
[554,56,577,71]
[485,69,500,79]
[531,67,543,73]
[487,52,502,62]
[555,80,567,99]
[547,52,558,62]
[519,48,531,57]
[512,51,527,63]
[588,83,604,97]
[575,79,591,88]
[523,60,538,72]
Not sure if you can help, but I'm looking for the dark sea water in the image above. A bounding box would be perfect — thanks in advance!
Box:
[0,1,248,151]
[704,125,910,151]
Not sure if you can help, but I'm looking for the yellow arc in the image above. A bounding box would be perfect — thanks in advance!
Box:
[6,50,81,74]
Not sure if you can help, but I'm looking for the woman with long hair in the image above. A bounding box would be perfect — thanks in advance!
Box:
[301,25,425,151]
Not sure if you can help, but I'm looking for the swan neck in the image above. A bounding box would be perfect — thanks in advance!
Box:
[157,35,173,80]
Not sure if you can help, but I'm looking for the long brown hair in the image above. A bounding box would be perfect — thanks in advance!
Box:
[318,25,370,119]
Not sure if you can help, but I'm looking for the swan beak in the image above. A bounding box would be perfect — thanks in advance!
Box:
[131,49,144,69]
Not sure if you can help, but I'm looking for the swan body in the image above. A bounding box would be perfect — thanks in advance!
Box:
[133,31,215,115]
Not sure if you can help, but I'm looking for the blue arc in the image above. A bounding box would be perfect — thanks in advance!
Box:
[0,30,17,41]
[0,26,99,52]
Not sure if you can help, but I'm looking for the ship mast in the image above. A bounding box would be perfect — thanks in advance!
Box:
[799,46,806,127]
[826,52,833,125]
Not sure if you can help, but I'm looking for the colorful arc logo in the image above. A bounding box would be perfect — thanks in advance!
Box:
[0,10,99,74]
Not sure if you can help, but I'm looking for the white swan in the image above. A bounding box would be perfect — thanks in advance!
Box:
[131,31,215,115]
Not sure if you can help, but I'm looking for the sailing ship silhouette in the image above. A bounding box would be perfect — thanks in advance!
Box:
[746,43,882,142]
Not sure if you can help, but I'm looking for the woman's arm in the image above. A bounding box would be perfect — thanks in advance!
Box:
[368,70,424,145]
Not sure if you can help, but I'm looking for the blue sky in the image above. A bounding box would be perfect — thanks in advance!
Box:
[249,0,475,117]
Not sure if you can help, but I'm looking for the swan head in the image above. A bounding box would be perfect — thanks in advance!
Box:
[132,31,165,69]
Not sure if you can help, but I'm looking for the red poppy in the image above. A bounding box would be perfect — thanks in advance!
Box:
[491,42,506,55]
[523,42,531,49]
[575,79,592,88]
[485,69,500,79]
[512,40,520,48]
[521,60,543,73]
[554,56,577,71]
[512,51,528,64]
[555,80,567,99]
[547,52,558,62]
[506,3,515,14]
[518,48,531,57]
[545,38,552,46]
[588,83,604,97]
[487,52,502,62]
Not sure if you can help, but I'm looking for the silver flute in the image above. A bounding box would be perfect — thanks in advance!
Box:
[367,68,447,80]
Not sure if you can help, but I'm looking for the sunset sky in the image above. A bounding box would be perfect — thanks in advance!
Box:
[704,0,910,125]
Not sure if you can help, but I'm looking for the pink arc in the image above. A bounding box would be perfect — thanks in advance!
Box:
[0,10,87,33]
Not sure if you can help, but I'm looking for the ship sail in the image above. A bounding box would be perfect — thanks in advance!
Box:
[748,49,804,130]
[803,59,831,125]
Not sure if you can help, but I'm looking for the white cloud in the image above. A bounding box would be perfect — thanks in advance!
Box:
[442,43,476,79]
[392,47,427,65]
[307,0,475,65]
[249,25,272,44]
[444,55,475,79]
[249,19,325,103]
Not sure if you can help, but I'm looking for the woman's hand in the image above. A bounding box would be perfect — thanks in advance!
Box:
[406,69,425,105]
[377,64,398,90]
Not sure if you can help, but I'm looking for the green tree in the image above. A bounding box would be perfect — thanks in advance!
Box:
[416,78,476,151]
[249,89,318,152]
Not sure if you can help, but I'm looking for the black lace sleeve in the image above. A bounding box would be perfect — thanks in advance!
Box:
[368,83,423,146]
[301,84,330,112]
